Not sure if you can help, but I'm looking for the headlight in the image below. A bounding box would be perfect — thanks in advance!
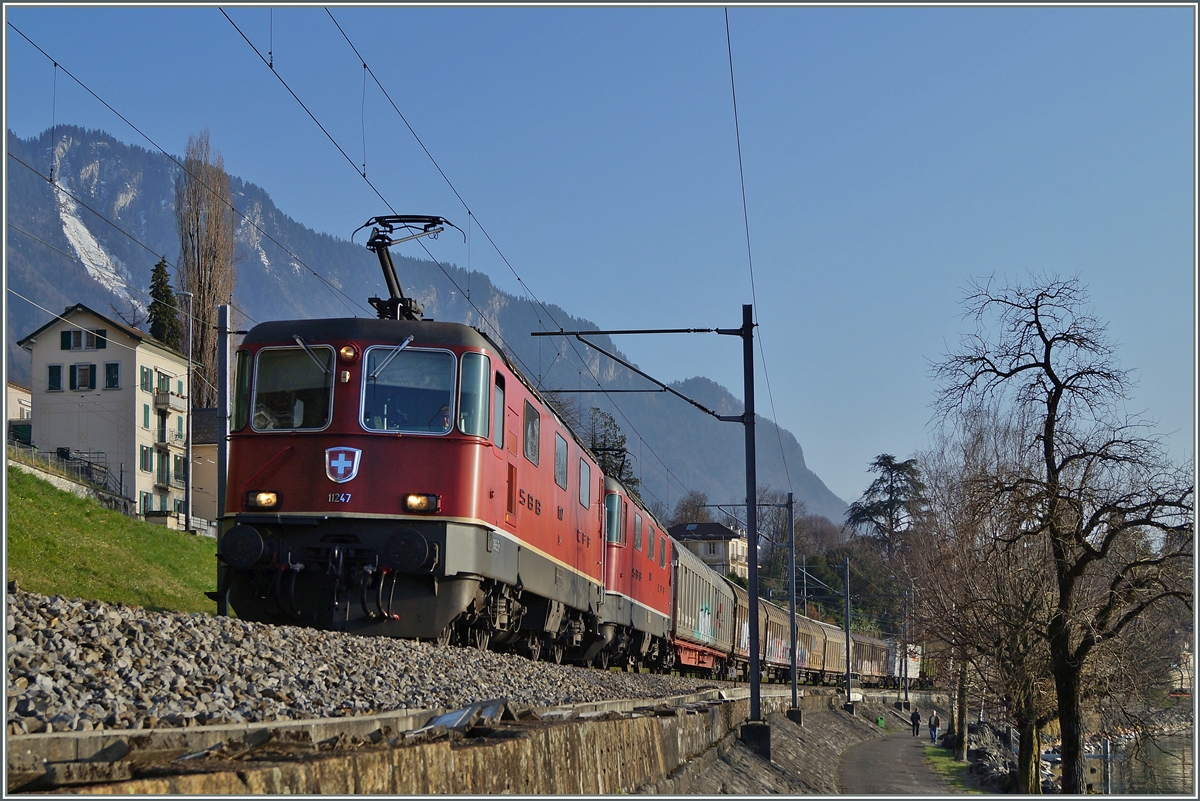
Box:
[404,493,440,512]
[338,344,359,363]
[246,490,279,510]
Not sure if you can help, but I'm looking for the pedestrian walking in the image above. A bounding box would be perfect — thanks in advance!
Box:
[929,711,941,744]
[910,707,921,737]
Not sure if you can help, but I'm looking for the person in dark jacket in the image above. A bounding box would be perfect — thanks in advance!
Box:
[910,707,921,737]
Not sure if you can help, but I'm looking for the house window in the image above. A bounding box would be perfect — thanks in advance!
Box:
[174,454,186,480]
[47,365,63,392]
[143,404,150,429]
[140,366,153,392]
[104,362,120,389]
[140,492,152,514]
[61,329,106,351]
[174,498,184,514]
[69,364,96,391]
[554,433,568,490]
[578,459,590,509]
[708,542,717,555]
[139,446,152,472]
[157,371,171,392]
[523,401,540,466]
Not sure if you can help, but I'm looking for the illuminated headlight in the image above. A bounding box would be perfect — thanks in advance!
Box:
[404,493,440,513]
[246,491,279,510]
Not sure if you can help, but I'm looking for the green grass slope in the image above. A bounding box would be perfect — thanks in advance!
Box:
[5,466,217,614]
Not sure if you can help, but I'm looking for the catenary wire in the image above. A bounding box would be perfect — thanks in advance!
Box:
[724,8,795,499]
[320,7,696,505]
[6,20,371,320]
[224,6,692,507]
[7,153,259,329]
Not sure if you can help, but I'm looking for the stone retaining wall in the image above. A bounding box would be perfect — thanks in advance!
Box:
[24,692,842,795]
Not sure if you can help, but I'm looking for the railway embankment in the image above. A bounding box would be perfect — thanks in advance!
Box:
[6,585,944,794]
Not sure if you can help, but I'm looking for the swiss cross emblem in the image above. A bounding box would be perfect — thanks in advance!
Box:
[325,447,362,484]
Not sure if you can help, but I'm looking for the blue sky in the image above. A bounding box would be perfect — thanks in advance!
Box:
[4,4,1195,505]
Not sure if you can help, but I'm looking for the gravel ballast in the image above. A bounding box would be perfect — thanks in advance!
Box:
[5,587,731,736]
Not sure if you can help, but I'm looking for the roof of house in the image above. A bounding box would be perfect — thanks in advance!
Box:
[191,408,221,445]
[17,303,185,360]
[667,522,745,542]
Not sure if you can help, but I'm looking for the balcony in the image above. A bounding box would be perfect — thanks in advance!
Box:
[153,470,185,490]
[154,389,187,413]
[154,429,186,450]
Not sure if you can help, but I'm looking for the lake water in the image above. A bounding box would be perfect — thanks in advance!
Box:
[1109,734,1194,795]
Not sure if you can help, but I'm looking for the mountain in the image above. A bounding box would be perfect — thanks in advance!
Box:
[5,125,848,522]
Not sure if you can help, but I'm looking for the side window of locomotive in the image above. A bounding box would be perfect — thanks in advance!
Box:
[554,433,568,489]
[648,525,656,561]
[362,347,455,434]
[252,346,334,430]
[231,349,251,431]
[493,374,505,448]
[634,513,643,551]
[523,400,540,465]
[578,459,591,509]
[458,352,490,437]
[604,494,623,544]
[659,536,667,568]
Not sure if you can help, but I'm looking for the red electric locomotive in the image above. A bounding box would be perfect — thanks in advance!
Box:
[601,477,674,672]
[218,216,608,663]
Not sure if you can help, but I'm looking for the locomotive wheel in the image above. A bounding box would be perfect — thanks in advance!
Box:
[525,635,542,662]
[549,642,564,665]
[471,628,490,652]
[596,650,610,671]
[435,625,453,648]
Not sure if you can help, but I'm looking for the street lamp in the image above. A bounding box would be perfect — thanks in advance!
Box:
[177,290,193,533]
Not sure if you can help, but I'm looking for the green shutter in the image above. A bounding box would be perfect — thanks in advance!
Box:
[95,330,107,349]
[61,331,71,350]
[88,365,97,390]
[69,365,78,390]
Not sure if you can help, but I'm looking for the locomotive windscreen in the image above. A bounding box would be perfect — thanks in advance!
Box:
[252,346,334,430]
[362,347,456,434]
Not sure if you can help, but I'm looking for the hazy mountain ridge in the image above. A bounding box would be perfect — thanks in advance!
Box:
[5,125,848,521]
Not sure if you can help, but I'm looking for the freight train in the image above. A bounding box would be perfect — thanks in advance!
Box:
[216,214,909,687]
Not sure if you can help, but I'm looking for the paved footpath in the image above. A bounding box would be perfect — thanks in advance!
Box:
[839,728,965,795]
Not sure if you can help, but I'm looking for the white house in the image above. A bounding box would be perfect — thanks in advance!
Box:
[668,521,750,580]
[18,303,196,529]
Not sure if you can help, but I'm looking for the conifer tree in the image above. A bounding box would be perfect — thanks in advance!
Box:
[148,257,183,351]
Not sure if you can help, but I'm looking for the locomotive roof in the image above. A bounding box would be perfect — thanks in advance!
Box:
[241,318,494,351]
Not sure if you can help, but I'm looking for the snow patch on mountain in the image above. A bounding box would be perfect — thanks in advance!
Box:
[237,201,272,274]
[53,181,144,314]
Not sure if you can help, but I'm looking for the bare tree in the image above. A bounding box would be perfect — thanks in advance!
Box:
[175,130,236,409]
[667,489,712,528]
[910,402,1057,791]
[932,273,1194,794]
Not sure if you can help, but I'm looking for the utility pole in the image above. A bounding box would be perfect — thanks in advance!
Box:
[786,492,798,709]
[178,291,193,533]
[534,304,768,758]
[802,555,808,618]
[216,304,231,617]
[844,555,854,713]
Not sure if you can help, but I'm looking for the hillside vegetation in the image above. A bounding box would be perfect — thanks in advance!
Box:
[5,466,217,614]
